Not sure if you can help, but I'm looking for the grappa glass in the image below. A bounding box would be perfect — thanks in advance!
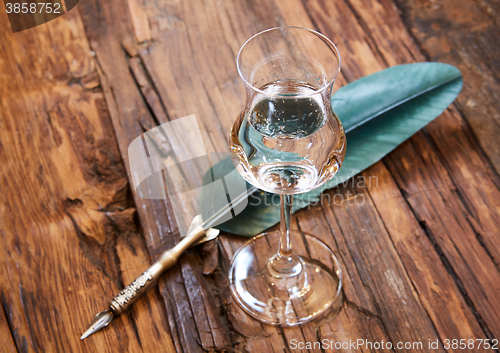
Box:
[229,26,346,326]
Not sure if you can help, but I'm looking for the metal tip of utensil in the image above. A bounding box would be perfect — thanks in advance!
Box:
[80,309,114,340]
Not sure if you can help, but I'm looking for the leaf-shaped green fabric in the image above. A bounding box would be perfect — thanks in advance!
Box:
[217,63,463,236]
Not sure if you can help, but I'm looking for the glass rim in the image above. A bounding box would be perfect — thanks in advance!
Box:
[236,26,342,97]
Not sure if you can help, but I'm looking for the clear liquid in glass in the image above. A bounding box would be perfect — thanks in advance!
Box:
[230,80,346,194]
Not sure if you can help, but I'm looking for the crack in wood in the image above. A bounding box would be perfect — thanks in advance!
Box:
[161,286,186,353]
[126,309,144,349]
[317,207,376,308]
[129,55,169,126]
[18,285,40,353]
[343,0,390,67]
[451,186,499,271]
[65,210,113,279]
[466,224,499,272]
[341,295,399,353]
[343,298,379,320]
[448,104,500,184]
[162,270,205,353]
[294,218,334,350]
[313,327,327,353]
[276,326,292,353]
[409,197,496,343]
[196,262,239,348]
[390,0,432,61]
[299,0,321,32]
[179,259,218,349]
[1,292,22,353]
[421,220,498,351]
[418,128,499,271]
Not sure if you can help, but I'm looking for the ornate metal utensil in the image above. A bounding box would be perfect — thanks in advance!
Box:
[80,216,220,340]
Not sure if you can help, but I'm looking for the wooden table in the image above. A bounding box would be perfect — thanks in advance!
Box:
[1,0,498,352]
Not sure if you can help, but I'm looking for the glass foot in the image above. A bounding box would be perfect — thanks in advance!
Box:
[229,231,342,326]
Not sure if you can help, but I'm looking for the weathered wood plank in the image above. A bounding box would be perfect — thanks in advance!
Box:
[395,0,500,176]
[0,8,171,353]
[333,0,500,338]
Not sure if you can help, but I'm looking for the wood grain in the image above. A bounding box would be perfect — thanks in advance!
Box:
[0,0,498,352]
[395,0,500,175]
[0,8,171,353]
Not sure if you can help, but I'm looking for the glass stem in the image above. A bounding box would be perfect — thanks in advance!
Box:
[279,194,293,256]
[267,194,302,278]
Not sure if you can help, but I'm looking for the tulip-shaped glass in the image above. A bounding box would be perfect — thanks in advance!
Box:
[229,26,346,326]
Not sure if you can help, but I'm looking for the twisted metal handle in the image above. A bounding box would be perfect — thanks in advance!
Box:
[109,225,209,313]
[110,268,156,313]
